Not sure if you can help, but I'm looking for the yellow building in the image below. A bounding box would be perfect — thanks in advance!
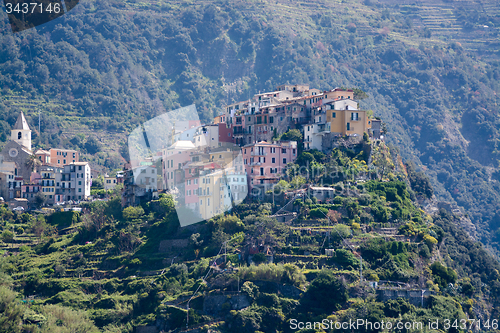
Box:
[326,109,372,137]
[198,169,233,220]
[208,146,244,172]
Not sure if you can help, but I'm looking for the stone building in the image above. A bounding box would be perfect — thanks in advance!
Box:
[0,112,34,200]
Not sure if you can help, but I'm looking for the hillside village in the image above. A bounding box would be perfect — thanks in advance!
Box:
[123,85,383,222]
[1,86,500,333]
[0,84,381,217]
[0,111,92,210]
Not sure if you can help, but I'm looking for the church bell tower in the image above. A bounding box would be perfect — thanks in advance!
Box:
[11,111,32,151]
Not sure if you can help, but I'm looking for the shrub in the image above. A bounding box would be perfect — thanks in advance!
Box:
[423,234,438,250]
[430,262,457,288]
[304,270,347,312]
[335,249,359,268]
[1,230,14,243]
[419,244,431,258]
[252,253,267,265]
[19,245,31,252]
[309,207,328,219]
[122,206,145,221]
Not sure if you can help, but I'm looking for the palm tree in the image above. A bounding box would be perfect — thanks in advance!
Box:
[26,154,41,173]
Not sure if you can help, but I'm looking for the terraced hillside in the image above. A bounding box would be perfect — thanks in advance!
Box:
[1,0,500,256]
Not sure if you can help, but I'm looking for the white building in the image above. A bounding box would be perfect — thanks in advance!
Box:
[304,123,329,151]
[193,125,220,148]
[62,162,91,201]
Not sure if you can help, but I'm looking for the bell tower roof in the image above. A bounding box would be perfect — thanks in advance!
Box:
[13,111,30,131]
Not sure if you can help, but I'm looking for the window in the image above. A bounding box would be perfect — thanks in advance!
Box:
[282,148,287,153]
[351,112,359,121]
[63,159,66,164]
[78,188,82,192]
[346,123,351,131]
[332,112,336,118]
[207,198,210,206]
[260,168,264,175]
[283,158,287,164]
[18,132,21,139]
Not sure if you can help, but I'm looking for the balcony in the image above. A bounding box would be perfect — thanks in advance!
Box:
[233,127,245,135]
[251,151,267,156]
[315,124,329,134]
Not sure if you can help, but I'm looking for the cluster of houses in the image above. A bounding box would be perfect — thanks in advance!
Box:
[226,84,380,149]
[0,112,92,209]
[122,84,381,222]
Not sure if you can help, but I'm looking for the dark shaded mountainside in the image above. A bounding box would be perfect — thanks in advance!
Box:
[1,0,500,251]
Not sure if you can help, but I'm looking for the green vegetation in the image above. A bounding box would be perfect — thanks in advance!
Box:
[0,0,500,331]
[0,141,497,331]
[0,0,499,258]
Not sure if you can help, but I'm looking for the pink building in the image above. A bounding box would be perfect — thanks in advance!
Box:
[242,141,298,195]
[162,141,196,190]
[183,162,201,211]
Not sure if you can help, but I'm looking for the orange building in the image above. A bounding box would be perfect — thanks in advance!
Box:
[49,148,79,167]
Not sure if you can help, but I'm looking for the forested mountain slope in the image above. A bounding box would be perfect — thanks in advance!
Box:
[1,0,500,254]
